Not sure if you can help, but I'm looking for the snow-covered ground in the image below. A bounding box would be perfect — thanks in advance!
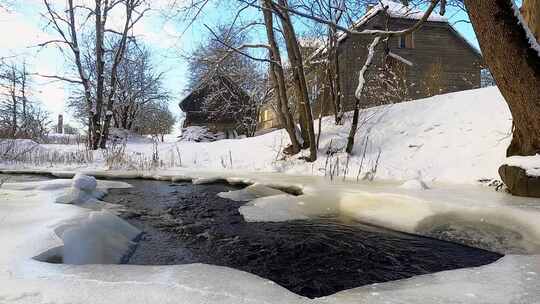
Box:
[2,87,540,303]
[1,87,513,184]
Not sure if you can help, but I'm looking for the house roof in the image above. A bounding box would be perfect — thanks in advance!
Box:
[309,0,481,60]
[374,0,448,22]
[179,74,249,112]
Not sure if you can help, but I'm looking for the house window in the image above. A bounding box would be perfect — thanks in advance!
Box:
[398,34,415,49]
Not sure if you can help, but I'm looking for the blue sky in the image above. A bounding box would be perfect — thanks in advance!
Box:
[0,1,479,127]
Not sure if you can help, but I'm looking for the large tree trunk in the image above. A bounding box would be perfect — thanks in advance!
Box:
[465,0,540,157]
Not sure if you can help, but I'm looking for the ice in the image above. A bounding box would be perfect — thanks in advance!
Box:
[399,179,429,190]
[218,184,287,201]
[72,173,97,191]
[61,210,140,265]
[0,85,538,302]
[240,194,310,222]
[317,255,540,304]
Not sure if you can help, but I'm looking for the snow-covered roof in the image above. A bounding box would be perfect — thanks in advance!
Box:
[375,0,448,22]
[309,0,448,60]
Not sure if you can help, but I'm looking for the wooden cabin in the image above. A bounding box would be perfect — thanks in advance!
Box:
[179,74,251,138]
[258,0,483,131]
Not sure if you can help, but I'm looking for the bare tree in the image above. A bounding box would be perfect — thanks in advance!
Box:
[174,0,440,159]
[41,0,150,149]
[138,103,176,142]
[0,61,49,140]
[261,0,303,154]
[272,0,318,161]
[299,0,364,125]
[112,43,170,130]
[187,25,269,137]
[346,36,381,154]
[422,59,446,96]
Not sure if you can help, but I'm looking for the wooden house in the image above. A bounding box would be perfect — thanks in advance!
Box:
[258,0,483,131]
[179,74,251,138]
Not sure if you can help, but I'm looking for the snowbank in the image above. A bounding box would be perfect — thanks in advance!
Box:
[1,87,511,186]
[504,154,540,177]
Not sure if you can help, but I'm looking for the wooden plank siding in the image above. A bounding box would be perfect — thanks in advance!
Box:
[257,15,483,131]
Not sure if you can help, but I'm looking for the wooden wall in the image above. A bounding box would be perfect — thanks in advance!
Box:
[257,16,483,130]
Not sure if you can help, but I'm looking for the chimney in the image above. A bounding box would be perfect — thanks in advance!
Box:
[57,114,63,134]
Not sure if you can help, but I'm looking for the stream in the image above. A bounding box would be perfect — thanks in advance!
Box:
[104,179,503,298]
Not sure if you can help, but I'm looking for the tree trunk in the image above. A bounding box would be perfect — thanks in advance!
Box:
[63,0,95,149]
[346,37,381,154]
[99,1,133,149]
[10,91,17,138]
[93,0,105,150]
[328,25,343,125]
[465,0,540,156]
[276,0,318,161]
[261,0,302,155]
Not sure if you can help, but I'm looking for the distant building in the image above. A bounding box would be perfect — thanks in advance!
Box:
[258,0,483,131]
[57,114,63,134]
[179,74,252,138]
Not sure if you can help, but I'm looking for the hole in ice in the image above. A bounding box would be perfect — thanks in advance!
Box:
[30,176,503,299]
[104,179,502,298]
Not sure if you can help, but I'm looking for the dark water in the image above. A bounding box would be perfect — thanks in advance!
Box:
[105,179,503,298]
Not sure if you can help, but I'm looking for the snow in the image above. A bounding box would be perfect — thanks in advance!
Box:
[72,173,97,191]
[376,0,448,22]
[1,87,513,184]
[504,154,540,177]
[388,51,413,66]
[512,1,540,57]
[2,170,540,303]
[218,184,287,201]
[62,210,140,265]
[108,127,154,144]
[179,126,225,142]
[399,179,429,190]
[1,87,540,302]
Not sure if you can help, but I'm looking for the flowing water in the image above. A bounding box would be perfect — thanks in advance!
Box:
[105,179,503,298]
